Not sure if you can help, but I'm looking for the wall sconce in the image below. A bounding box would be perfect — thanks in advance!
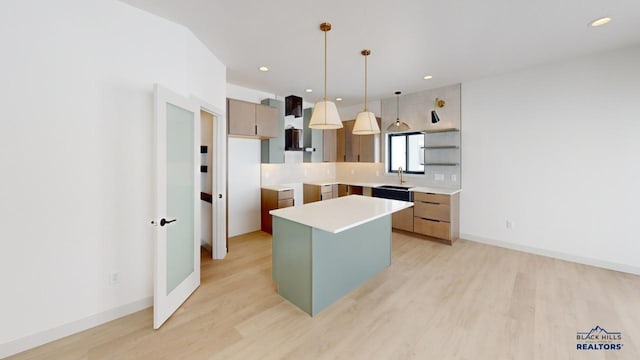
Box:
[431,97,445,124]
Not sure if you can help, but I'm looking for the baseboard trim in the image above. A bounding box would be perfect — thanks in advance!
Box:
[0,296,152,359]
[461,233,640,276]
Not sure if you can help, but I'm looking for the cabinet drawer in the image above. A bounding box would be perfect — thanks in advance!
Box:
[277,198,294,208]
[413,192,450,205]
[414,201,450,222]
[414,217,450,240]
[278,189,293,200]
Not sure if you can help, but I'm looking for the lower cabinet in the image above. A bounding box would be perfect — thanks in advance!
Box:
[392,207,414,232]
[261,188,294,234]
[338,184,363,197]
[412,191,459,244]
[303,184,338,204]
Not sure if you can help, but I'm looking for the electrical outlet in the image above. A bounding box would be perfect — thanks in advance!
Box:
[506,220,514,230]
[451,174,457,182]
[375,171,380,176]
[109,272,120,285]
[350,169,355,175]
[434,173,445,181]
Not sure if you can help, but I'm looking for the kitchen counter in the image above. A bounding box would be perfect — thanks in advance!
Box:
[261,184,294,191]
[409,186,462,195]
[302,180,461,195]
[270,195,412,234]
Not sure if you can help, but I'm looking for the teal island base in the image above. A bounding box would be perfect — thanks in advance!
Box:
[272,215,392,316]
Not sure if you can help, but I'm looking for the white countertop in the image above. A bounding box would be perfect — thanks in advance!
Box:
[270,195,413,234]
[302,180,340,186]
[302,180,461,195]
[261,184,294,191]
[410,187,462,195]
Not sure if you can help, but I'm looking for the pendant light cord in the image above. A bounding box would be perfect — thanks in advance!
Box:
[396,93,400,121]
[324,29,327,102]
[364,54,368,111]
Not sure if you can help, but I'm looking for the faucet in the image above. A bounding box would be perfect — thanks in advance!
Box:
[398,166,406,184]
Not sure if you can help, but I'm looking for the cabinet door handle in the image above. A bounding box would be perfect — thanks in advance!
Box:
[358,154,360,162]
[254,124,258,135]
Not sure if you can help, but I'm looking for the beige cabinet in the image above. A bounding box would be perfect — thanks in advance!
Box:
[338,184,363,197]
[392,207,414,232]
[412,191,459,244]
[323,129,337,162]
[255,104,279,138]
[336,119,381,162]
[227,98,278,138]
[261,188,294,234]
[303,184,338,204]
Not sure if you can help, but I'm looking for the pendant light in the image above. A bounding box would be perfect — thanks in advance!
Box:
[386,91,410,132]
[309,22,343,129]
[353,49,380,135]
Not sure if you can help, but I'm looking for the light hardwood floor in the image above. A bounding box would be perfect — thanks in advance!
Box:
[9,231,640,359]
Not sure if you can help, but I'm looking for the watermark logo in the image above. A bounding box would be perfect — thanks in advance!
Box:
[576,325,623,351]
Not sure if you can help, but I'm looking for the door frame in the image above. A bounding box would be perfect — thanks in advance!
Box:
[192,96,227,260]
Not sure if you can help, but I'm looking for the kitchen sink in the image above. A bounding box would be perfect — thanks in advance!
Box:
[377,185,413,190]
[371,185,413,202]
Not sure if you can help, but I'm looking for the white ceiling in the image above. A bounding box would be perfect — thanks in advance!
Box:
[122,0,640,106]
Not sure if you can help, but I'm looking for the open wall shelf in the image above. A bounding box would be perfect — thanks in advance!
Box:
[421,163,459,166]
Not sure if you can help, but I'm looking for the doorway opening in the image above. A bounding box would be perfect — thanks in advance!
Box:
[200,110,214,255]
[196,101,227,261]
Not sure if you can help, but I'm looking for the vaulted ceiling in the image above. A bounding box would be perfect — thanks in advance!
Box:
[122,0,640,105]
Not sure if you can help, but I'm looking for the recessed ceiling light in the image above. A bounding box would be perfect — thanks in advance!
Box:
[259,66,269,72]
[423,75,433,80]
[590,17,612,27]
[335,97,343,102]
[305,88,313,93]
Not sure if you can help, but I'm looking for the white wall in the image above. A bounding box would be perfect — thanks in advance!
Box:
[461,46,640,274]
[0,0,226,356]
[337,101,381,121]
[227,138,262,236]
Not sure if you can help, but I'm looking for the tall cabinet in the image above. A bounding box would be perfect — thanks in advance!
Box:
[336,118,381,163]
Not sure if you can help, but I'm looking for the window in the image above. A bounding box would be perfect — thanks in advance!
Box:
[388,132,424,174]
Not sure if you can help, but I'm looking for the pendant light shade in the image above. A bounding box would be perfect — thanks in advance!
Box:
[310,100,341,129]
[309,22,343,130]
[353,49,380,135]
[386,91,410,132]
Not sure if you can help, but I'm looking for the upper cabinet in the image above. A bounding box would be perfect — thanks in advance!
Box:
[336,118,381,163]
[303,108,337,163]
[227,98,278,138]
[261,98,285,164]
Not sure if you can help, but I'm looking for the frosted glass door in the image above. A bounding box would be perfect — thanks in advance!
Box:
[153,85,201,329]
[166,103,195,293]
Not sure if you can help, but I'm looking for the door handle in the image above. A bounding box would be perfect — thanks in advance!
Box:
[160,218,177,226]
[218,194,223,199]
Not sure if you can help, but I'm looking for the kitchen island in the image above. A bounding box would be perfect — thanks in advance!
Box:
[270,195,413,316]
